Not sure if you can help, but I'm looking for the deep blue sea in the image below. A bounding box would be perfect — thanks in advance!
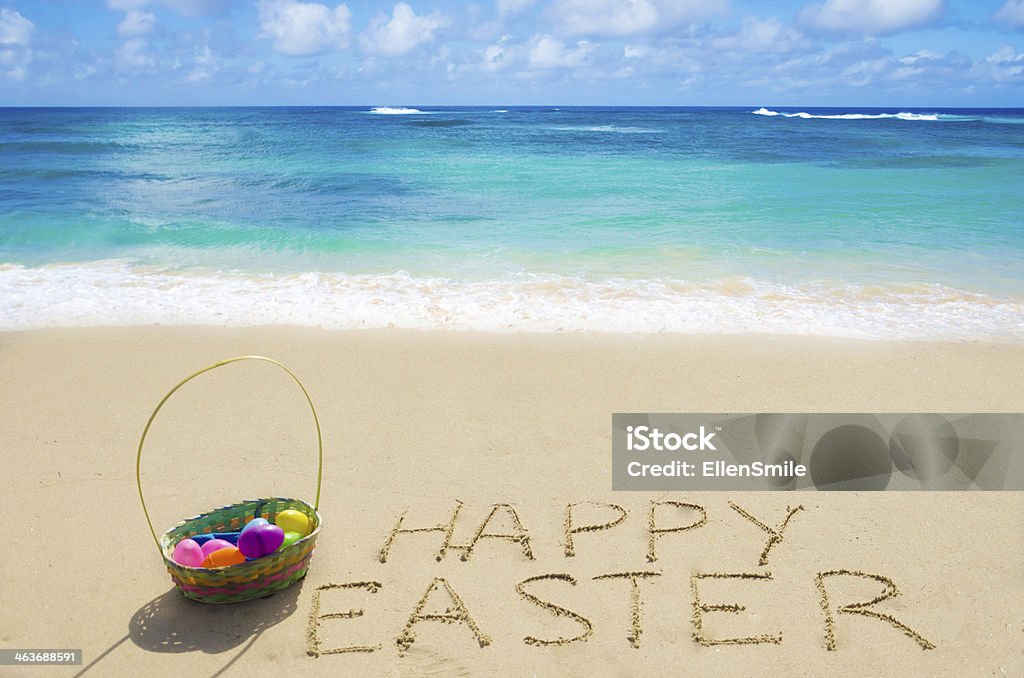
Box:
[1,106,1022,338]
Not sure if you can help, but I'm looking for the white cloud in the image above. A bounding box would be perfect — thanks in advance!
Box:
[898,49,941,66]
[984,44,1024,80]
[988,44,1024,63]
[799,0,943,36]
[482,35,515,71]
[0,8,34,81]
[257,0,351,56]
[840,54,888,86]
[116,37,155,70]
[474,32,597,73]
[995,0,1024,28]
[468,0,534,43]
[118,10,157,37]
[359,3,449,58]
[751,41,977,94]
[527,34,595,68]
[186,45,220,81]
[712,16,811,54]
[74,64,98,80]
[549,0,727,37]
[0,8,35,46]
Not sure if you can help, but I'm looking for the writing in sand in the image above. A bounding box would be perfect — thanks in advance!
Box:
[306,499,934,657]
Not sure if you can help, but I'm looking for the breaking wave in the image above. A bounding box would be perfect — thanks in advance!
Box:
[752,107,941,121]
[368,107,428,115]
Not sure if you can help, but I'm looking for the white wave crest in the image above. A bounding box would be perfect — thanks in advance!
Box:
[753,107,939,121]
[1,262,1022,341]
[368,107,426,115]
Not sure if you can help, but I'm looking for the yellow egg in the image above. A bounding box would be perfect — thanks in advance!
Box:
[274,509,311,537]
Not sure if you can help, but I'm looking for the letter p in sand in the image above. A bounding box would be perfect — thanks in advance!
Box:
[647,501,707,562]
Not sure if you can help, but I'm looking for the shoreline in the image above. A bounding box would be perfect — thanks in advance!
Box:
[7,322,1024,351]
[4,261,1023,340]
[10,321,1024,346]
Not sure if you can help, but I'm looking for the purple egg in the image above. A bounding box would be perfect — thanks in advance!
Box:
[201,538,235,557]
[238,523,285,558]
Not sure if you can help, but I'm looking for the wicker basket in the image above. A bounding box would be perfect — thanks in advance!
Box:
[135,356,324,604]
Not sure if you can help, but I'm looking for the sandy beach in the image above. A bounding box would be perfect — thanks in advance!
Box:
[0,326,1021,676]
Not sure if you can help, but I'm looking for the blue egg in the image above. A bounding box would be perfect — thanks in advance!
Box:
[241,518,269,535]
[192,531,241,546]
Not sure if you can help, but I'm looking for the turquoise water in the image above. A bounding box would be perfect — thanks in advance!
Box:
[1,106,1023,337]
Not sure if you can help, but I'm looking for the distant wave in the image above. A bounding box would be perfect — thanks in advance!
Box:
[2,262,1022,340]
[368,107,428,115]
[493,109,509,113]
[983,116,1024,125]
[752,107,940,121]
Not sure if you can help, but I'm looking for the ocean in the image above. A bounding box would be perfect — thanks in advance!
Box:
[1,106,1022,338]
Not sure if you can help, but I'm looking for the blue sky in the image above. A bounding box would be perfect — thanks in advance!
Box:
[1,0,1023,106]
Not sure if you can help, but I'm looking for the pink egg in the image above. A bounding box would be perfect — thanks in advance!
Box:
[201,538,235,557]
[238,523,285,559]
[171,538,204,567]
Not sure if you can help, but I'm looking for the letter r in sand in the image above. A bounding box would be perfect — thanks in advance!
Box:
[815,570,935,651]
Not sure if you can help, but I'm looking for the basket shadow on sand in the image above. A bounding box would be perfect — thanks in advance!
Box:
[74,581,305,677]
[130,579,305,655]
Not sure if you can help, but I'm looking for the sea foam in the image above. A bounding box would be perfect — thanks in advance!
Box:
[2,262,1021,340]
[752,107,940,121]
[368,107,427,115]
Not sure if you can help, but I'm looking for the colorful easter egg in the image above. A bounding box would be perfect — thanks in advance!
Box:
[238,523,285,559]
[201,546,245,568]
[240,517,269,535]
[274,509,311,537]
[172,538,204,567]
[279,531,302,550]
[201,538,235,557]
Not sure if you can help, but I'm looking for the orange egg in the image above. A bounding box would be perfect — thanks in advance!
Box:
[201,546,245,568]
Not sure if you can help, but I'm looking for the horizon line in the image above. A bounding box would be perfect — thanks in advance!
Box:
[2,104,1023,110]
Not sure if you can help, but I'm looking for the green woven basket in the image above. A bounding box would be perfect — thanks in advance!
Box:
[136,356,324,604]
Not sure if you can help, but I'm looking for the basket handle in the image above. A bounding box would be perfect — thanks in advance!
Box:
[136,355,323,554]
